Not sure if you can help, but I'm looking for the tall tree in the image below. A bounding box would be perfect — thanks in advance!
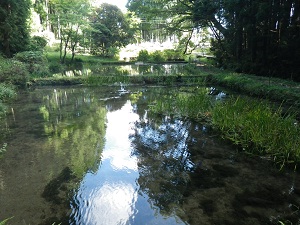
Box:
[48,0,91,63]
[0,0,31,57]
[127,0,300,80]
[90,3,134,56]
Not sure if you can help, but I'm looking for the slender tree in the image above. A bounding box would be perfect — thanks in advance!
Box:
[48,0,91,63]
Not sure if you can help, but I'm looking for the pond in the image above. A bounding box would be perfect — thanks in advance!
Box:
[53,63,187,77]
[0,85,299,225]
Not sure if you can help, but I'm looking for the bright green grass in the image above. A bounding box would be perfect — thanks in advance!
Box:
[45,51,119,64]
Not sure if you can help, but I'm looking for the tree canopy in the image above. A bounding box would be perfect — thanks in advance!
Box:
[0,0,31,57]
[90,3,134,56]
[1,0,300,81]
[127,0,300,81]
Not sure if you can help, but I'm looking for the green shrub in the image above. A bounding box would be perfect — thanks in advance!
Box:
[28,36,48,51]
[137,50,150,62]
[0,56,29,85]
[150,50,166,63]
[106,47,120,59]
[0,83,16,100]
[13,51,50,77]
[163,49,184,61]
[0,83,16,117]
[49,61,65,74]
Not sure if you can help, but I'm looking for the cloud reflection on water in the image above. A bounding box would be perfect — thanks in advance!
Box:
[102,100,139,172]
[83,181,138,225]
[71,100,139,225]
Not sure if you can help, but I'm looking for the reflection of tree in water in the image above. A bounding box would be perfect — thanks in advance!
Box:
[131,114,194,215]
[40,88,107,176]
[38,88,107,224]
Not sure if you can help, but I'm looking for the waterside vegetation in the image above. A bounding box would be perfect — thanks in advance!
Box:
[149,88,300,169]
[1,50,300,170]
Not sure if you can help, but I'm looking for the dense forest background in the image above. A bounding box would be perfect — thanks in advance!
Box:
[0,0,300,81]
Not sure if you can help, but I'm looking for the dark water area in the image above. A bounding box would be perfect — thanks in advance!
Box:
[0,86,299,225]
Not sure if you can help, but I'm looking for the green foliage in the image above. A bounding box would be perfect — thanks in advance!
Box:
[128,0,300,81]
[106,47,120,59]
[13,51,50,77]
[163,49,184,61]
[48,0,91,63]
[137,50,167,62]
[0,83,16,100]
[48,61,65,74]
[90,3,134,57]
[150,50,167,62]
[0,0,31,57]
[0,56,29,85]
[212,97,300,167]
[27,36,48,51]
[150,88,212,120]
[137,50,150,62]
[207,72,300,107]
[0,83,16,117]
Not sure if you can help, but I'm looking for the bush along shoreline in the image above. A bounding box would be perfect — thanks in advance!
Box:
[149,88,300,170]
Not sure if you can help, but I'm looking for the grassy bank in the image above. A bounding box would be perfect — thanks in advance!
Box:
[206,72,300,107]
[150,88,300,169]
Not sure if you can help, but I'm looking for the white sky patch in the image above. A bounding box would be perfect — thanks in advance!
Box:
[102,100,139,171]
[83,181,137,225]
[91,0,128,12]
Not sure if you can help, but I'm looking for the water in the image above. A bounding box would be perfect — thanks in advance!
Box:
[0,86,299,225]
[52,63,187,77]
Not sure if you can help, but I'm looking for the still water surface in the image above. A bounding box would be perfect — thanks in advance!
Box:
[53,63,187,77]
[0,86,299,225]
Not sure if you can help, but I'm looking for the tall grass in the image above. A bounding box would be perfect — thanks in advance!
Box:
[150,91,300,167]
[212,97,300,167]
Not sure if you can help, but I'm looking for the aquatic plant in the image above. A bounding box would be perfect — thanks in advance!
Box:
[212,97,300,167]
[150,90,300,167]
[0,217,13,225]
[150,87,212,121]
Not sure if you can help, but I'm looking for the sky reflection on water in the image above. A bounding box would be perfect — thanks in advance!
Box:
[70,99,186,225]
